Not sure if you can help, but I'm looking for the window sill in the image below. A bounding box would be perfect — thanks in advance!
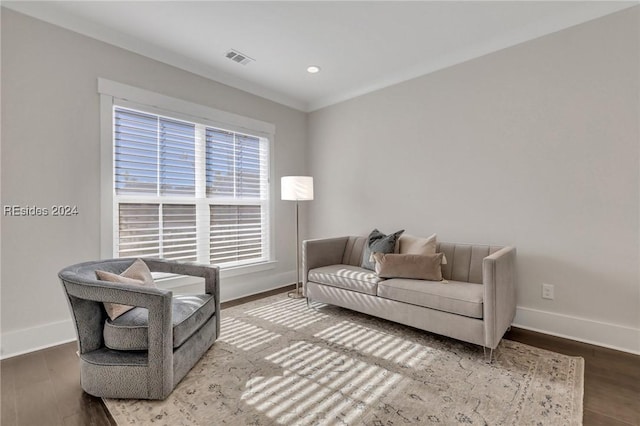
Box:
[153,260,278,291]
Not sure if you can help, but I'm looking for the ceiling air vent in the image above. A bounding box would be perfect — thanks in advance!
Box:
[225,49,254,65]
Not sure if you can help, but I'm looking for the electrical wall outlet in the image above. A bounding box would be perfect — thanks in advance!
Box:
[542,283,554,300]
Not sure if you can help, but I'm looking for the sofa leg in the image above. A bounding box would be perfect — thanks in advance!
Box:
[306,297,315,310]
[483,346,494,363]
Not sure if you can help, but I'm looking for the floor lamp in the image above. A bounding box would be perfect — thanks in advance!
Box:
[281,176,314,299]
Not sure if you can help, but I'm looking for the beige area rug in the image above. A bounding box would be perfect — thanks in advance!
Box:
[104,294,584,425]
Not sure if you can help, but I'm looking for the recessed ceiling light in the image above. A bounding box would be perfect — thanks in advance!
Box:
[307,66,321,74]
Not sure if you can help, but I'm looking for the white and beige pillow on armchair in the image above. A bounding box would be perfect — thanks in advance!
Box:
[95,258,157,320]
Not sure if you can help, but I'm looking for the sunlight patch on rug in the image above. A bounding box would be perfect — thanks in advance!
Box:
[244,297,328,329]
[315,321,439,367]
[219,317,281,350]
[242,341,402,425]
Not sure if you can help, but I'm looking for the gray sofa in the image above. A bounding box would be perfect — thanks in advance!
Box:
[303,236,516,356]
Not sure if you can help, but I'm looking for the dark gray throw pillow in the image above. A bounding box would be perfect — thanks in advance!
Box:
[361,228,405,271]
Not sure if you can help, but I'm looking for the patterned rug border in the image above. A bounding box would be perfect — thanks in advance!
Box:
[103,293,585,426]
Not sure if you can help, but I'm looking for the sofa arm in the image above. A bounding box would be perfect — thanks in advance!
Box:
[482,246,517,349]
[302,237,350,287]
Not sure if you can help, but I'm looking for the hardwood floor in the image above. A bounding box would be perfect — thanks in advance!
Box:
[1,342,113,426]
[2,288,638,425]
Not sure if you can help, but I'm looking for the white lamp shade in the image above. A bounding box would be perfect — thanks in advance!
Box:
[281,176,314,201]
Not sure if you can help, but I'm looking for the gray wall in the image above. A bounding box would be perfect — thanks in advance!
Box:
[1,9,307,356]
[308,8,639,352]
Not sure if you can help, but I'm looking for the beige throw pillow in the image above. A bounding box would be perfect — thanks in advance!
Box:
[399,233,437,255]
[399,233,447,265]
[373,252,444,281]
[96,259,156,320]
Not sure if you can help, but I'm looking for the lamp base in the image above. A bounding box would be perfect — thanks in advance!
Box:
[287,286,304,299]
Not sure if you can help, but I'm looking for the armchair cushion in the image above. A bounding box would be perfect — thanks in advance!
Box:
[103,294,216,351]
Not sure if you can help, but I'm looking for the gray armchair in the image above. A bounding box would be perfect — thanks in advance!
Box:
[58,258,220,400]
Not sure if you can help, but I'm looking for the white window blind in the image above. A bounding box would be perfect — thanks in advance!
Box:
[118,203,160,257]
[210,205,263,264]
[113,106,271,268]
[114,109,196,196]
[206,129,266,198]
[162,204,197,261]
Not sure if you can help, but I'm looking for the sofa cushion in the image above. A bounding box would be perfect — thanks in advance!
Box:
[308,264,382,295]
[377,279,483,318]
[103,294,216,350]
[361,229,405,270]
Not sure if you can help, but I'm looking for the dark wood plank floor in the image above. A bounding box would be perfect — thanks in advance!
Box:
[2,288,638,425]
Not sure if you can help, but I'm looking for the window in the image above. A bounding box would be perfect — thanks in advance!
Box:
[111,105,271,269]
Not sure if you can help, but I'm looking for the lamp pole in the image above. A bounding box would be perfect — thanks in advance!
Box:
[291,200,302,298]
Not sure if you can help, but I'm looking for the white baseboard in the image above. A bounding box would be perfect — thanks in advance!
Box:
[513,306,640,355]
[220,271,296,302]
[1,319,77,360]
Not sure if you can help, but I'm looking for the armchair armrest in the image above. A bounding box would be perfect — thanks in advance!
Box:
[143,258,219,295]
[63,277,171,305]
[482,246,517,349]
[302,237,350,287]
[62,279,173,345]
[142,258,220,340]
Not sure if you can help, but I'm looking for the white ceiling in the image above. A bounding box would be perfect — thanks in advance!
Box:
[4,1,637,112]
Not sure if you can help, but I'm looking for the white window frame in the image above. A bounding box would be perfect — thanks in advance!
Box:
[99,78,277,281]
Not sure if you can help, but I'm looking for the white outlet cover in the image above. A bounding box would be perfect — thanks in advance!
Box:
[542,283,554,300]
